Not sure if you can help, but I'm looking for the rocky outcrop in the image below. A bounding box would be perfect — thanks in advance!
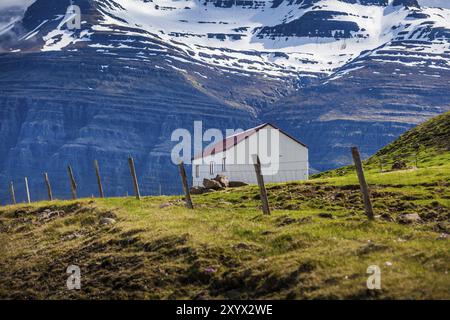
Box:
[190,175,247,195]
[0,51,257,203]
[392,160,408,171]
[190,187,214,195]
[213,175,229,188]
[398,213,422,224]
[393,0,420,8]
[203,179,223,190]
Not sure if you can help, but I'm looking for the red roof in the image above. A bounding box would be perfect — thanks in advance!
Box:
[192,123,307,160]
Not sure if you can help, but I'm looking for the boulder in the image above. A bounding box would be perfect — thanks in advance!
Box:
[213,174,230,188]
[391,160,407,170]
[190,186,209,195]
[99,217,116,225]
[398,213,421,224]
[437,233,448,240]
[203,178,222,190]
[435,222,450,233]
[14,210,28,218]
[275,216,297,227]
[39,210,62,220]
[62,232,83,241]
[190,186,202,195]
[228,181,249,188]
[234,242,252,250]
[380,213,395,222]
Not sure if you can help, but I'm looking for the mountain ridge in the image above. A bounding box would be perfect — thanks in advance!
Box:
[3,0,450,80]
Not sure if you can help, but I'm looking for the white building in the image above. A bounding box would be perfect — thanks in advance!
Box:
[192,123,308,186]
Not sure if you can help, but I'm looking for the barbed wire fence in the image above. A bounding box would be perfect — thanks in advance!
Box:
[0,147,433,208]
[0,156,186,206]
[0,156,305,206]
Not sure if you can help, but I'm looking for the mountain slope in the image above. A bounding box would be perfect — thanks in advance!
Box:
[314,110,450,177]
[367,110,450,164]
[0,50,260,201]
[263,56,450,169]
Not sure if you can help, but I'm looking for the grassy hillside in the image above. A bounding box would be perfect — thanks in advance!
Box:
[368,111,450,167]
[314,110,450,178]
[0,113,449,300]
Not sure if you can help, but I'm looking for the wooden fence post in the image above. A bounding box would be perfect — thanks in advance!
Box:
[253,155,271,215]
[9,181,16,205]
[178,161,194,209]
[67,165,78,200]
[128,157,141,200]
[94,160,105,198]
[24,177,31,204]
[44,173,53,201]
[351,147,374,220]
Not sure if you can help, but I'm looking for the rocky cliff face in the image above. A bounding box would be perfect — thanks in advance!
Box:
[0,0,450,203]
[263,58,450,169]
[0,49,263,201]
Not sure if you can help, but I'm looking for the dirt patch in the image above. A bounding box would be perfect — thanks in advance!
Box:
[0,202,118,234]
[275,215,313,227]
[357,242,389,256]
[209,262,316,299]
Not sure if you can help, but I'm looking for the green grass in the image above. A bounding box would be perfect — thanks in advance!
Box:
[316,111,450,180]
[0,159,448,299]
[368,111,450,167]
[0,112,449,300]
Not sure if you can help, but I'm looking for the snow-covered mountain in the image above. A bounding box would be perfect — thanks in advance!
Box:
[3,0,450,79]
[0,0,450,202]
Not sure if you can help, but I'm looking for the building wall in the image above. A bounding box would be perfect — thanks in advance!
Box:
[192,126,308,186]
